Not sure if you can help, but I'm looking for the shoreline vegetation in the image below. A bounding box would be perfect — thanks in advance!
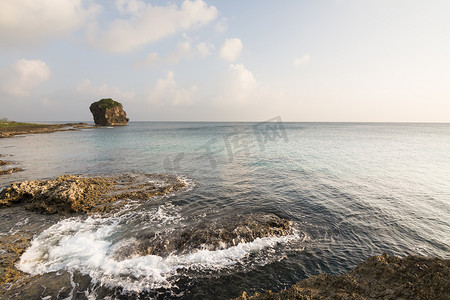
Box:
[0,120,92,138]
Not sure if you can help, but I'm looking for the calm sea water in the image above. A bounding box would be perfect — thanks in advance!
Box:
[1,121,449,299]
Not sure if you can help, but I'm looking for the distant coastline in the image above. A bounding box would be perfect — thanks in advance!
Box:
[0,121,92,138]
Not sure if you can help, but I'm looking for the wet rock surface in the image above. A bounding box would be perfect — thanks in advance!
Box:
[0,156,24,176]
[0,232,31,285]
[237,253,450,300]
[0,269,74,299]
[90,98,129,126]
[0,167,24,176]
[0,173,186,214]
[117,213,292,257]
[0,160,11,166]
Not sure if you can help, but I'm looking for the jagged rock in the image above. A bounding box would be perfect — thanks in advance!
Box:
[237,253,450,300]
[0,157,24,175]
[0,233,32,285]
[116,213,292,257]
[0,168,24,175]
[0,173,185,214]
[89,98,129,126]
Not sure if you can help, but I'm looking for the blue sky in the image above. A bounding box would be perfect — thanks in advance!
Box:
[1,0,449,122]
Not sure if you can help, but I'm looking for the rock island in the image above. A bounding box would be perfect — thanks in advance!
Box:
[89,98,129,126]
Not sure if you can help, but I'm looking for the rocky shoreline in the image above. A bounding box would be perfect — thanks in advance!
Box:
[0,156,448,298]
[237,253,450,300]
[0,173,187,285]
[0,122,91,138]
[0,173,186,214]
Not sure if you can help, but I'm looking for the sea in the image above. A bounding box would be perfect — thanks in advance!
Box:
[0,121,449,299]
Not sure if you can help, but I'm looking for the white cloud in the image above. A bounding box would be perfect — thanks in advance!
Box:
[2,59,51,96]
[144,40,193,67]
[135,39,214,67]
[223,64,259,103]
[196,42,215,58]
[219,38,243,62]
[293,54,311,67]
[115,0,146,15]
[89,0,218,53]
[166,40,194,64]
[218,64,280,105]
[215,18,228,33]
[0,0,100,47]
[148,71,197,106]
[76,79,135,101]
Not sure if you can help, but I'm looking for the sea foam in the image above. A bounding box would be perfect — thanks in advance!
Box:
[18,205,297,292]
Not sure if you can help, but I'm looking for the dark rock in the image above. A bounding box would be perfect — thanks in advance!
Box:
[0,270,73,299]
[237,253,450,300]
[116,213,292,257]
[0,167,24,175]
[89,98,129,126]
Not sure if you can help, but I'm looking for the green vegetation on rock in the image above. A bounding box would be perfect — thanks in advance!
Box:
[0,121,41,128]
[90,98,122,110]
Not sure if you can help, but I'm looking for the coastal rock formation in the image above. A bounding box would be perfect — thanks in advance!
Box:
[0,233,31,285]
[0,122,89,138]
[237,253,450,300]
[89,98,129,126]
[0,168,24,175]
[0,173,185,214]
[117,213,292,257]
[0,156,24,175]
[0,160,11,166]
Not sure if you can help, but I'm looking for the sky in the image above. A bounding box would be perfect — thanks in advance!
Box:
[0,0,449,122]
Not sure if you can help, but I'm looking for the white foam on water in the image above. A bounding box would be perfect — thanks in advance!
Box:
[18,208,297,292]
[177,175,195,192]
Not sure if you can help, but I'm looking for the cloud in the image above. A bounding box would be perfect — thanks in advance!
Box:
[219,64,280,104]
[0,0,100,47]
[293,54,311,67]
[222,64,258,103]
[135,39,214,67]
[115,0,146,15]
[147,71,197,106]
[76,79,135,101]
[215,18,228,33]
[219,38,243,62]
[138,41,193,67]
[1,59,51,96]
[196,42,215,58]
[89,0,218,53]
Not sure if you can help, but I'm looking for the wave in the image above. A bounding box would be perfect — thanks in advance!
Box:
[18,206,300,292]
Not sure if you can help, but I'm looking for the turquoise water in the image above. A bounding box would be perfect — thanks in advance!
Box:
[1,122,449,299]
